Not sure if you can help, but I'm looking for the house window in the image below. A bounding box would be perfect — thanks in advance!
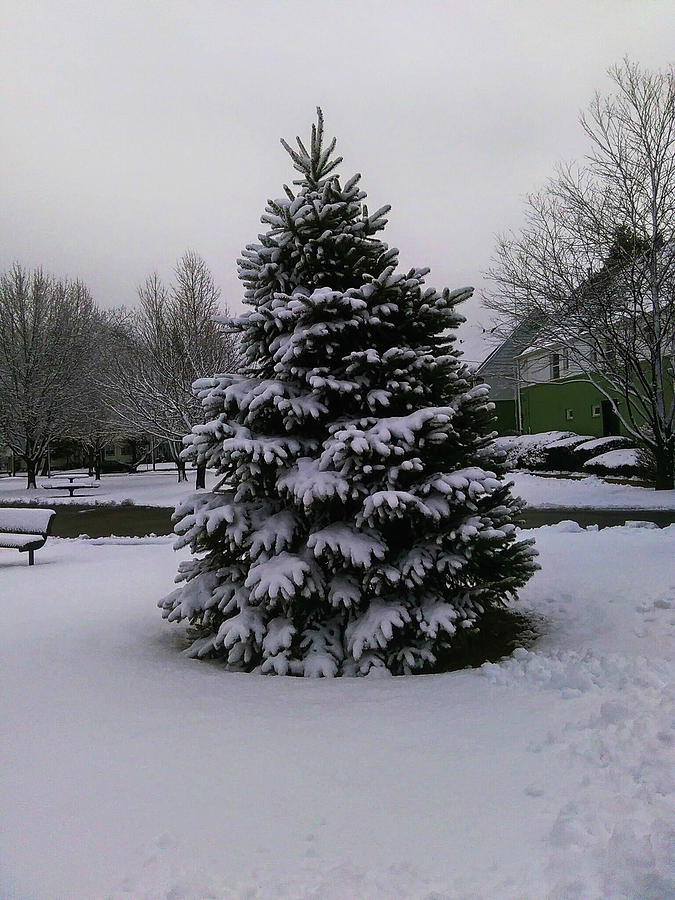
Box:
[562,349,569,372]
[550,352,561,380]
[565,408,574,421]
[591,404,601,418]
[105,445,116,458]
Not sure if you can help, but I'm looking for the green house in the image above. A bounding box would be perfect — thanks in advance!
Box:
[516,345,623,438]
[476,322,654,439]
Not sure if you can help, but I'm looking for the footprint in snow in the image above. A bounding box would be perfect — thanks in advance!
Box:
[524,785,544,797]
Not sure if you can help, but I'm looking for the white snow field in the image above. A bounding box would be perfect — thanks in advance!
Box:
[509,472,675,510]
[0,468,215,508]
[1,526,673,899]
[1,468,674,511]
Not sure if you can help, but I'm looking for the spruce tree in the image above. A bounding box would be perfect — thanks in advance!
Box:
[159,110,538,676]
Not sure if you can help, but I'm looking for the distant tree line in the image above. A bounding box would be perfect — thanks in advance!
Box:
[0,251,239,488]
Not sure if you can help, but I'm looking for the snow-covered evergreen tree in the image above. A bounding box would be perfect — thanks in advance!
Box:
[159,110,538,676]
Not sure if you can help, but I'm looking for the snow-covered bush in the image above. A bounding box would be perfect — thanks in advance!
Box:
[573,435,633,464]
[158,111,538,676]
[583,448,644,477]
[495,432,640,475]
[543,434,594,471]
[634,444,668,485]
[493,431,573,471]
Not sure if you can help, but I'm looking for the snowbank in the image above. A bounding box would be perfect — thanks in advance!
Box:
[1,527,673,898]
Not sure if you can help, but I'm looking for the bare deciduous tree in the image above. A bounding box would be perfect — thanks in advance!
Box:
[0,264,98,488]
[105,251,239,485]
[487,60,675,489]
[68,308,137,478]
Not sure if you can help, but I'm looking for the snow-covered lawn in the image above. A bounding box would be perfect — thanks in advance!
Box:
[0,468,214,508]
[2,468,674,512]
[1,527,673,899]
[509,471,675,510]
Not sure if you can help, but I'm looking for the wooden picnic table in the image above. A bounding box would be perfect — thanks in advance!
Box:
[43,478,100,498]
[52,473,91,483]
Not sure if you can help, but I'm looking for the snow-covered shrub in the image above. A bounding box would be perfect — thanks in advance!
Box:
[634,445,662,484]
[573,435,632,464]
[497,433,641,476]
[583,448,644,477]
[159,110,538,676]
[493,431,573,471]
[543,434,594,471]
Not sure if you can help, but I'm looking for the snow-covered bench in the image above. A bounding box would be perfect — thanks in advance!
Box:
[0,508,56,565]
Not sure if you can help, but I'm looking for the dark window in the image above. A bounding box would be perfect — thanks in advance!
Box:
[550,353,560,380]
[601,400,621,436]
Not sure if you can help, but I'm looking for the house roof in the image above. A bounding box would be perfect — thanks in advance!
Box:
[476,312,544,400]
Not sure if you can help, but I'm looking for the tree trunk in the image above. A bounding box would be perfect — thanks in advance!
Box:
[128,439,139,471]
[168,440,187,482]
[87,448,95,477]
[654,443,674,490]
[95,450,102,481]
[196,461,206,489]
[26,457,37,490]
[40,455,49,476]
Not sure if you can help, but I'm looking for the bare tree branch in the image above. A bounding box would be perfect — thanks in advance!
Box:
[486,60,675,488]
[102,251,240,484]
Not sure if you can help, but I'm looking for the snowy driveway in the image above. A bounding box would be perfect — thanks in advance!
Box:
[1,529,673,899]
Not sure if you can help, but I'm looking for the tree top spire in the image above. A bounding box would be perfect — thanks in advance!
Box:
[280,107,344,189]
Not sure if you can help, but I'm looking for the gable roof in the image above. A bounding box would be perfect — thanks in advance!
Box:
[476,312,544,400]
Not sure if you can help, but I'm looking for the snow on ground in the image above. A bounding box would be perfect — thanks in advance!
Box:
[1,527,673,899]
[2,468,674,513]
[0,468,215,508]
[509,471,675,510]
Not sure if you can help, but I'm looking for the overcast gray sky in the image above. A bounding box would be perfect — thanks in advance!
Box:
[1,0,674,362]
